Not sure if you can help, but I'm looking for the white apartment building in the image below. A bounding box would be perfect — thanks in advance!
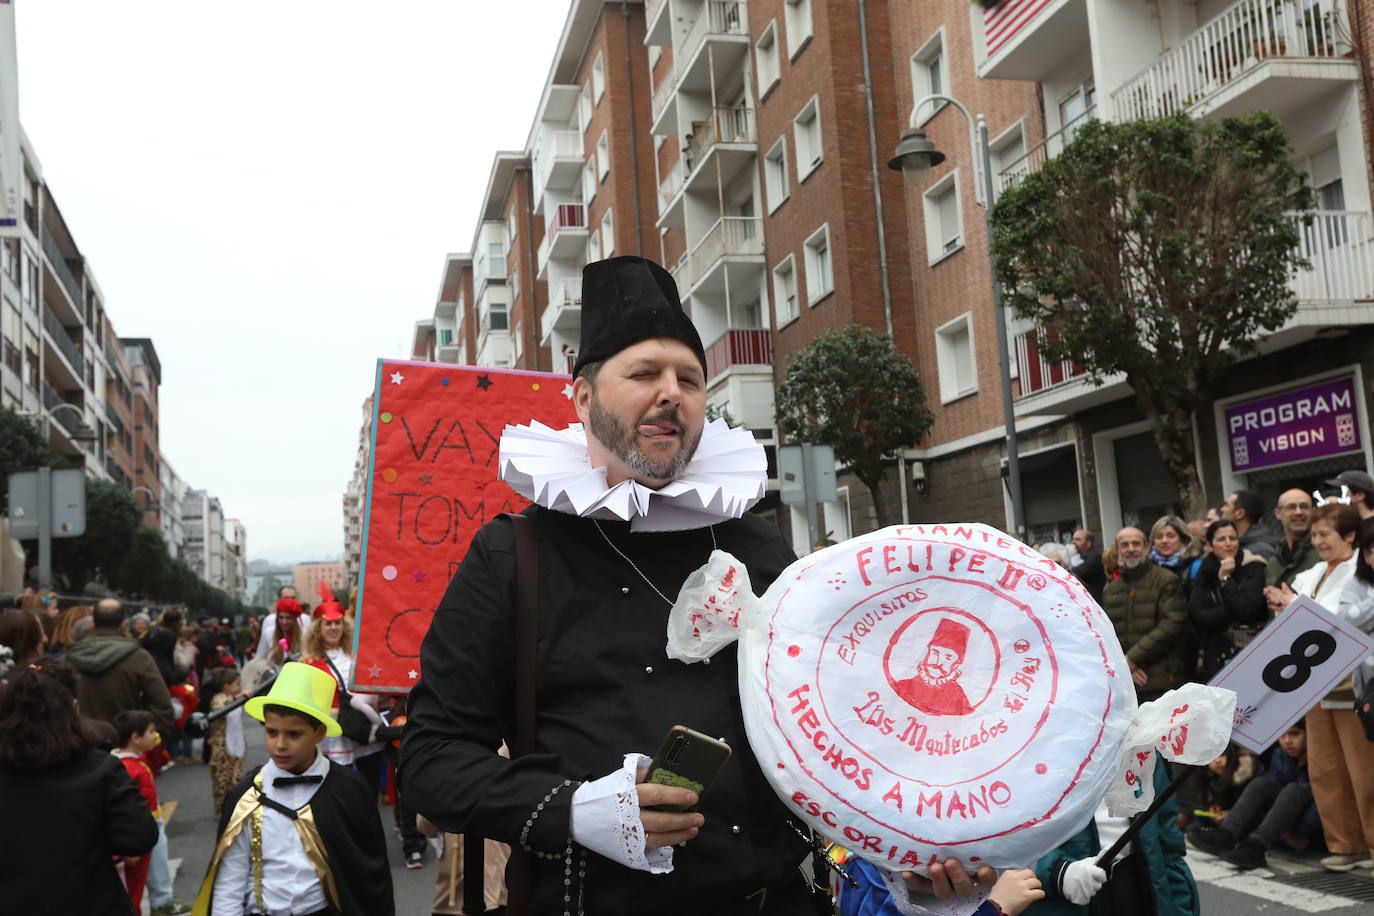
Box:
[225,519,248,602]
[158,455,188,558]
[342,393,373,586]
[968,0,1374,532]
[182,488,229,590]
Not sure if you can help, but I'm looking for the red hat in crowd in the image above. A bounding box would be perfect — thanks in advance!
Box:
[313,581,345,621]
[275,597,304,616]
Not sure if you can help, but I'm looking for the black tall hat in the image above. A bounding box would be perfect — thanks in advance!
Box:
[572,255,707,379]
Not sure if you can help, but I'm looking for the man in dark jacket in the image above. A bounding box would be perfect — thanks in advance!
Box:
[67,599,174,734]
[1265,488,1320,588]
[1102,528,1188,701]
[1071,528,1106,605]
[1222,490,1280,559]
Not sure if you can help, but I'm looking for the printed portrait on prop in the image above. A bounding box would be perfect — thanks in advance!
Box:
[666,523,1234,907]
[353,360,578,693]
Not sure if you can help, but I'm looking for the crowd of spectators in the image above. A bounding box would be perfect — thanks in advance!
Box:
[1038,469,1374,876]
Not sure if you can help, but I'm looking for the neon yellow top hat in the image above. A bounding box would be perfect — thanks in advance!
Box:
[244,662,342,737]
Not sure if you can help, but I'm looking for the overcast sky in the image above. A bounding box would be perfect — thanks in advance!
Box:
[16,1,567,563]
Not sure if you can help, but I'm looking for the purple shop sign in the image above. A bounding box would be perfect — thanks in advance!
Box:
[1225,376,1362,472]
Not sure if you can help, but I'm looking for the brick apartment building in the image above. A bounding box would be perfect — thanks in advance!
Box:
[122,337,163,528]
[406,0,1374,549]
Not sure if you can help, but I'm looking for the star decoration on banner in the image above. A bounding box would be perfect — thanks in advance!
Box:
[390,371,405,385]
[562,383,575,399]
[412,569,427,583]
[408,670,419,680]
[368,664,382,679]
[476,374,493,390]
[418,473,433,485]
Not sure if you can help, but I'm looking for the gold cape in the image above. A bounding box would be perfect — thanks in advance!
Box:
[192,772,340,916]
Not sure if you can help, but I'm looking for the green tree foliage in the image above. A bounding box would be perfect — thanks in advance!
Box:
[775,324,935,528]
[990,112,1310,515]
[0,408,249,614]
[117,524,172,597]
[0,408,65,504]
[52,479,142,591]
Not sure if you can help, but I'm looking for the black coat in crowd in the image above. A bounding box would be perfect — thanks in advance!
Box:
[0,747,158,915]
[1186,551,1269,680]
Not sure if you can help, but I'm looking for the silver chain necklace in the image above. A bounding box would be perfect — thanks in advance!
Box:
[593,518,716,607]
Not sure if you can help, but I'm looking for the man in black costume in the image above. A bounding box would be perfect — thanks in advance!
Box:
[402,256,990,915]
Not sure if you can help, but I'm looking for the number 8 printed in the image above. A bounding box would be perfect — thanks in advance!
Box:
[1261,630,1338,693]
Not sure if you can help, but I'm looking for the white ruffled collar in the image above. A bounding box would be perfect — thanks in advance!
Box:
[498,418,768,531]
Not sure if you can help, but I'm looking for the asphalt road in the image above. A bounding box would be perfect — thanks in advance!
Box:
[153,722,1374,915]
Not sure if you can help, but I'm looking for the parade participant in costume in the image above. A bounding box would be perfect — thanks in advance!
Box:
[206,668,247,816]
[241,597,305,695]
[193,662,393,916]
[302,586,384,772]
[253,586,299,662]
[402,256,989,915]
[1029,759,1198,916]
[112,710,161,912]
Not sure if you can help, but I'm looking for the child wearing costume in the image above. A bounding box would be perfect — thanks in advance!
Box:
[192,662,394,916]
[112,709,161,912]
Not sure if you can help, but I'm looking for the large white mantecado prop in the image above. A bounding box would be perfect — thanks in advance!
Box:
[667,524,1233,895]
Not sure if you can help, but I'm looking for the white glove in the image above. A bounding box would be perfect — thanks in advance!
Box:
[1060,858,1107,905]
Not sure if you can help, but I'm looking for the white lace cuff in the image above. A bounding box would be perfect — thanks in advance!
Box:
[569,753,674,874]
[877,868,989,916]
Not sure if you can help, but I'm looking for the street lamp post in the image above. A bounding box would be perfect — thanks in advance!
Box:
[17,404,97,591]
[887,95,1025,539]
[132,485,159,515]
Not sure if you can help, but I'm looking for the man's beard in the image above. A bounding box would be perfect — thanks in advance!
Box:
[1120,553,1145,570]
[588,392,703,482]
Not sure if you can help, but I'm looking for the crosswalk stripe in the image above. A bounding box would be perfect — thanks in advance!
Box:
[1189,851,1358,913]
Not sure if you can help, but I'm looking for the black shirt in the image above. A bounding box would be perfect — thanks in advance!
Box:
[402,507,804,914]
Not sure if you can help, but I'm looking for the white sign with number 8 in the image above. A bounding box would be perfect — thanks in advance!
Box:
[1209,596,1374,754]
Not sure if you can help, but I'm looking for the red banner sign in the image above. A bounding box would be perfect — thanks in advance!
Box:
[352,360,578,692]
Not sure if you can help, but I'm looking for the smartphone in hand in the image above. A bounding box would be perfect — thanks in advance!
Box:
[646,725,731,812]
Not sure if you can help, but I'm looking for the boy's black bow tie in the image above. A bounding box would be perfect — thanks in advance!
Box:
[274,774,323,787]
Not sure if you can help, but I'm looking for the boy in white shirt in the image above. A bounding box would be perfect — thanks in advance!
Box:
[192,662,393,916]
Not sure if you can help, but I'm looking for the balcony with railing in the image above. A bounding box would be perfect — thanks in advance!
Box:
[536,203,588,275]
[679,1,748,80]
[540,276,584,346]
[705,328,771,382]
[42,308,85,380]
[1014,328,1086,398]
[41,226,83,312]
[533,129,584,199]
[1111,0,1354,122]
[658,107,757,225]
[995,105,1096,195]
[1011,208,1374,408]
[675,216,764,296]
[42,381,84,437]
[976,0,1088,83]
[1293,210,1374,303]
[651,57,678,120]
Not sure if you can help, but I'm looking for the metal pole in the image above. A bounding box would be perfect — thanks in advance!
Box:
[801,443,819,549]
[977,115,1025,538]
[37,466,52,590]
